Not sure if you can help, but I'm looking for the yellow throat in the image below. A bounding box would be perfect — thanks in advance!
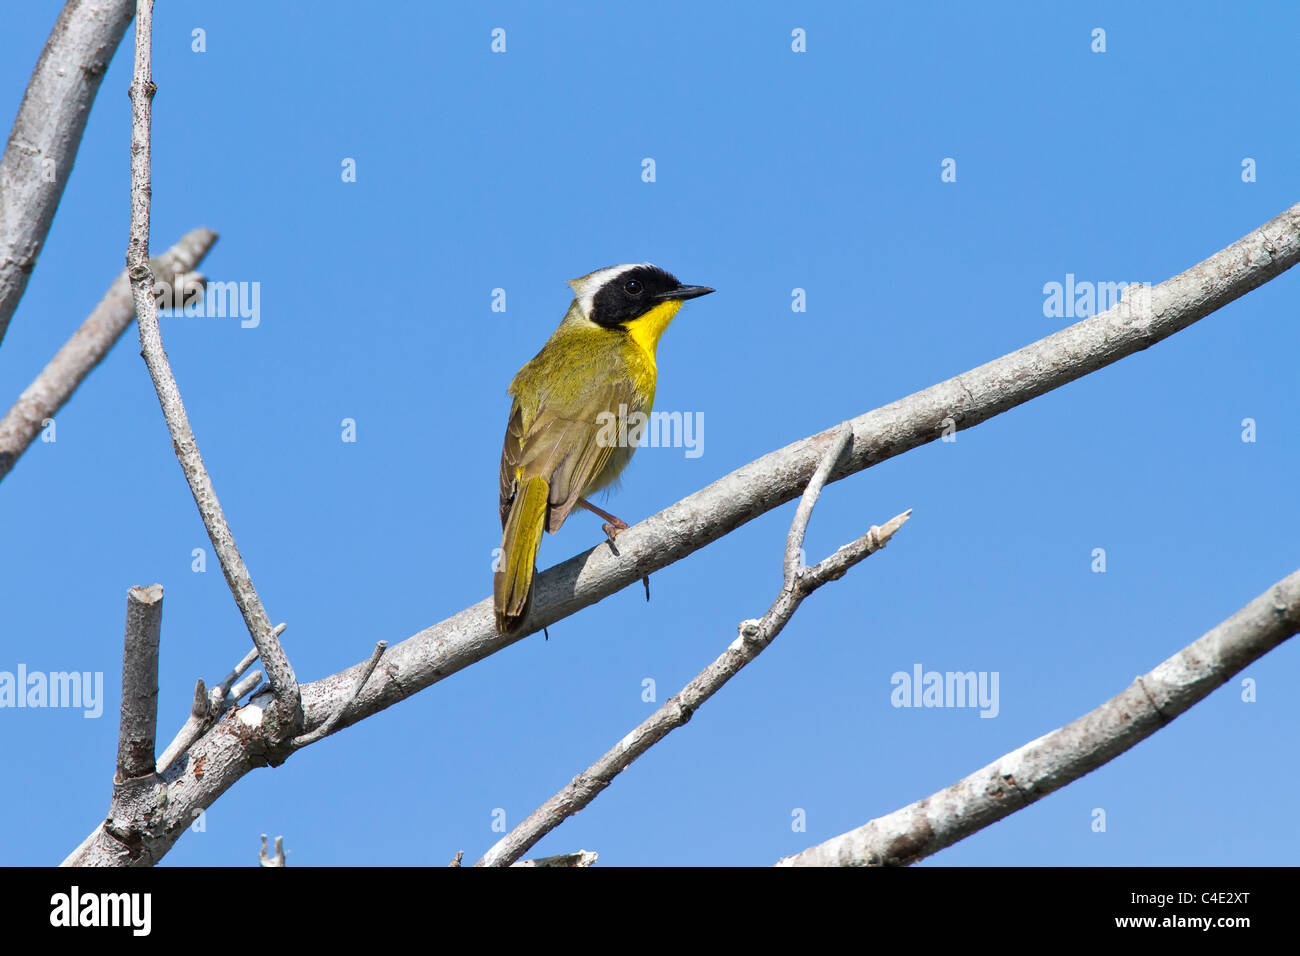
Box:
[623,298,684,362]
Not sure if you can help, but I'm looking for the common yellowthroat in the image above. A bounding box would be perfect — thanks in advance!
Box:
[494,264,714,634]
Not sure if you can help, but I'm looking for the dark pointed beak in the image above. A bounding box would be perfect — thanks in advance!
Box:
[657,284,715,302]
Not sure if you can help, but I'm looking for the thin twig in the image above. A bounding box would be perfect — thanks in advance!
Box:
[477,429,910,866]
[155,679,208,775]
[291,641,388,747]
[777,565,1300,866]
[116,584,163,781]
[125,0,301,740]
[785,422,852,581]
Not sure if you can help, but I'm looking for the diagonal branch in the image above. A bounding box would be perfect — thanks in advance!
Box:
[777,565,1300,866]
[0,227,217,483]
[478,424,911,866]
[125,0,301,741]
[286,200,1300,747]
[62,199,1300,866]
[0,0,136,348]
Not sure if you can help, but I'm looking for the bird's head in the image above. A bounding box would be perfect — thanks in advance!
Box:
[567,263,714,354]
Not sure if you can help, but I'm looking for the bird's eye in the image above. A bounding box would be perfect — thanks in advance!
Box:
[624,279,643,295]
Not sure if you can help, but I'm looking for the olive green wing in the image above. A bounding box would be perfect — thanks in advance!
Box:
[499,381,636,534]
[499,400,526,528]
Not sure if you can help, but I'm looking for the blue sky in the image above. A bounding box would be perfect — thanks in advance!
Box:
[1,1,1297,866]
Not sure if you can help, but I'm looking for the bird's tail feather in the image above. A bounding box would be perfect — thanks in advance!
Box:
[494,476,548,633]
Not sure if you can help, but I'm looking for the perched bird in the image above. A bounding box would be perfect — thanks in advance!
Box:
[494,263,714,634]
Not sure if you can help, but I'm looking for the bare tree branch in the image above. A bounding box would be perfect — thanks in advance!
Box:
[777,566,1300,866]
[513,850,598,868]
[124,0,301,742]
[0,0,135,347]
[478,425,911,866]
[259,834,286,867]
[0,227,217,483]
[63,199,1300,866]
[115,584,162,781]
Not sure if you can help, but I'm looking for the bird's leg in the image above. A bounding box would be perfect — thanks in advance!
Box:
[577,498,651,602]
[577,497,629,542]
